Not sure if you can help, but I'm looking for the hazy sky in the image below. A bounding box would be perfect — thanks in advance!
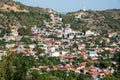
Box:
[14,0,120,12]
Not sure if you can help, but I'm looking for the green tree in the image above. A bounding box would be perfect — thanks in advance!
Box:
[101,74,117,80]
[113,51,120,64]
[20,37,33,44]
[113,71,120,79]
[18,27,32,36]
[0,51,35,80]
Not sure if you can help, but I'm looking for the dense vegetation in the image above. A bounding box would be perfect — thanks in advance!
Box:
[0,10,51,36]
[0,50,120,80]
[0,51,92,80]
[62,10,120,31]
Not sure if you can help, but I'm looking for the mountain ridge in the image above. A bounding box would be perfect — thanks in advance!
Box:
[0,0,120,37]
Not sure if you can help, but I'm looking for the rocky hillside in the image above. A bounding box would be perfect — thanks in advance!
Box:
[63,9,120,32]
[0,0,120,37]
[0,0,59,36]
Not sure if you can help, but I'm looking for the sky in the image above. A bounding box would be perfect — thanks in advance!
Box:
[14,0,120,12]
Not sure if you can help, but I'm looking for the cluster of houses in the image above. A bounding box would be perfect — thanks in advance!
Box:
[0,13,120,79]
[31,23,119,79]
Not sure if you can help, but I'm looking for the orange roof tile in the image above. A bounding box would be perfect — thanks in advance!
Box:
[81,62,87,66]
[82,53,89,57]
[103,69,110,74]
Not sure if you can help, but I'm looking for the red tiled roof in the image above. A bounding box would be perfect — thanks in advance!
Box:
[64,65,71,69]
[90,71,99,75]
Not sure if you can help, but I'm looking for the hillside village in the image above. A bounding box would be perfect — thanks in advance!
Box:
[0,0,120,80]
[0,11,120,79]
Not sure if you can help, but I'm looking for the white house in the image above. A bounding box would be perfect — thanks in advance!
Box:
[4,36,15,42]
[75,32,84,38]
[69,33,75,39]
[85,30,94,36]
[61,50,70,55]
[11,29,18,37]
[6,44,15,49]
[108,32,117,38]
[49,46,55,52]
[88,50,98,60]
[89,51,98,57]
[28,44,36,49]
[51,51,60,57]
[57,30,62,38]
[62,24,72,35]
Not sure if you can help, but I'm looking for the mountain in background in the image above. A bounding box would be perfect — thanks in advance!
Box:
[0,0,120,37]
[62,9,120,32]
